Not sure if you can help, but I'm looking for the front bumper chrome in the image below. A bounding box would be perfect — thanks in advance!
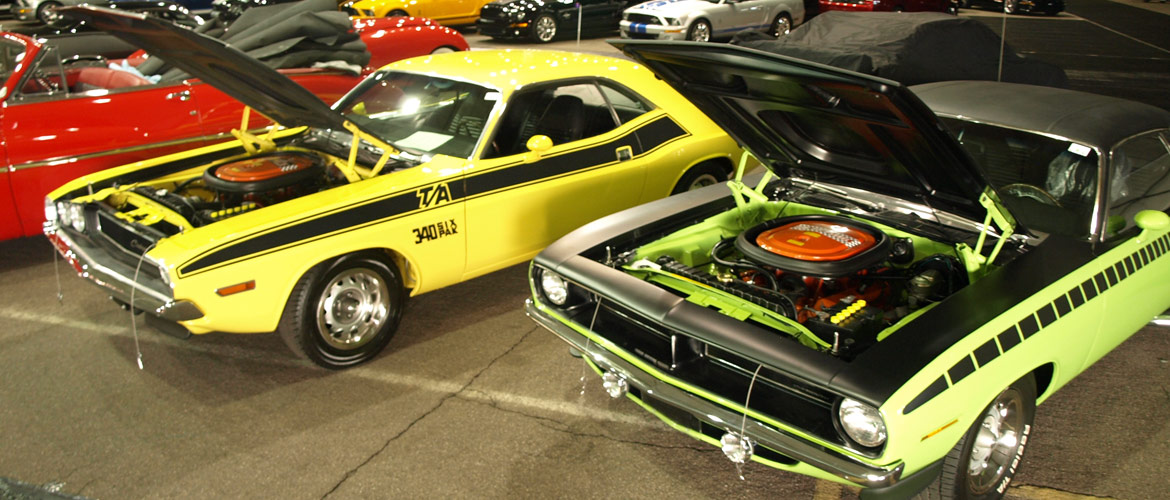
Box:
[525,298,904,489]
[47,228,203,322]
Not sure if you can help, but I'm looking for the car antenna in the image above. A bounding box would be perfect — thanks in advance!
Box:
[998,3,1009,82]
[128,243,158,370]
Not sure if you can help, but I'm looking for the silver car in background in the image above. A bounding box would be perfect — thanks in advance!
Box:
[620,0,804,42]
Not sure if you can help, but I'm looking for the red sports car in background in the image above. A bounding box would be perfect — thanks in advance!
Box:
[0,15,467,240]
[819,0,956,13]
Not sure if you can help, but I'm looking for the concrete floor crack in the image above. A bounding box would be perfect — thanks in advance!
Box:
[320,325,538,499]
[460,394,711,453]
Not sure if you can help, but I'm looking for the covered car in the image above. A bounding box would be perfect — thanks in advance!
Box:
[0,1,467,240]
[525,41,1170,498]
[732,11,1066,86]
[44,8,744,369]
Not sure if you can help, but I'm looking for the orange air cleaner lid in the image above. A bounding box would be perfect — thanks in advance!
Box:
[213,154,318,182]
[756,220,877,261]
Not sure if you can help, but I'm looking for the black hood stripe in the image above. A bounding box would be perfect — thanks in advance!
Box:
[177,115,688,276]
[903,233,1170,414]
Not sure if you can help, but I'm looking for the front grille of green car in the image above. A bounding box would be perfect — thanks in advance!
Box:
[565,297,863,454]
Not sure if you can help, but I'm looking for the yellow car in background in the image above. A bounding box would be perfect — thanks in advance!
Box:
[45,8,744,368]
[341,0,490,25]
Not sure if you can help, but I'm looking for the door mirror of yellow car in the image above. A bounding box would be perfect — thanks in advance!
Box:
[524,135,553,162]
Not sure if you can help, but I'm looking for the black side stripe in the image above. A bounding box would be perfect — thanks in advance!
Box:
[178,116,689,276]
[904,234,1170,414]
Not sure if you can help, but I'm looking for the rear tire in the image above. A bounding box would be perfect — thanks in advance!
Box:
[671,162,727,194]
[914,375,1036,500]
[278,254,405,369]
[769,13,792,37]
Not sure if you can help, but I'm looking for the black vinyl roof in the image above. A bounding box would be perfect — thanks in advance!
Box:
[912,81,1170,149]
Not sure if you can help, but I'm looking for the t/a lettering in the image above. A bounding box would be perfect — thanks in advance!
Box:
[413,219,459,244]
[416,183,452,209]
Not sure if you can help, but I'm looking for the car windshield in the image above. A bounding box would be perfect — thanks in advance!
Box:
[334,71,499,160]
[0,38,27,88]
[940,116,1099,240]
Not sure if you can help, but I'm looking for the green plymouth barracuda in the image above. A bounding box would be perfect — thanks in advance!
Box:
[525,41,1170,498]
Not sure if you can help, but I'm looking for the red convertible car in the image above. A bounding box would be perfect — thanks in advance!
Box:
[0,15,467,240]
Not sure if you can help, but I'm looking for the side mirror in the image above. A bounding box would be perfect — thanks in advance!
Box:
[524,135,553,162]
[526,135,553,153]
[1134,210,1170,231]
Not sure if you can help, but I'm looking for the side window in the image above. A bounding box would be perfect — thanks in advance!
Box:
[597,81,652,125]
[1106,131,1170,236]
[484,82,619,158]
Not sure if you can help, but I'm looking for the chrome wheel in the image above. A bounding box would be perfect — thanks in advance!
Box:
[315,267,390,351]
[1004,0,1019,13]
[687,20,711,42]
[770,14,791,37]
[533,15,557,43]
[966,387,1026,494]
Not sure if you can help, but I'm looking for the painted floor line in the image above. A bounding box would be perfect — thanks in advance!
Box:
[0,307,657,428]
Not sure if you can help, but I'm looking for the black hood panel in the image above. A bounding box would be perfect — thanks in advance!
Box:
[613,40,991,222]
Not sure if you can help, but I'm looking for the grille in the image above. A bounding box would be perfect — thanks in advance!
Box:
[626,13,659,24]
[561,290,858,452]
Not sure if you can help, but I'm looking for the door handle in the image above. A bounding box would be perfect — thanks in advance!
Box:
[615,145,633,162]
[166,90,192,102]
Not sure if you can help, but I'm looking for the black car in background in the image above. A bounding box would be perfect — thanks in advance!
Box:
[477,0,628,43]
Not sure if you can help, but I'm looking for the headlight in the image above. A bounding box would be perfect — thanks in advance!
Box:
[45,198,59,225]
[362,9,377,16]
[665,17,680,26]
[838,398,887,448]
[68,204,85,232]
[540,270,570,306]
[57,202,72,227]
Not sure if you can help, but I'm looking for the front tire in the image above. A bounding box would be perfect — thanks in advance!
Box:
[686,19,712,42]
[1004,0,1019,14]
[916,375,1036,499]
[531,14,557,43]
[278,254,405,369]
[387,9,409,17]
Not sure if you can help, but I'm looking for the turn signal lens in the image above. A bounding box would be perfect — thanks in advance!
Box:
[216,280,256,297]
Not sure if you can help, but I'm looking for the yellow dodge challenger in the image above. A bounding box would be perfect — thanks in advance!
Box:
[341,0,492,26]
[44,7,743,368]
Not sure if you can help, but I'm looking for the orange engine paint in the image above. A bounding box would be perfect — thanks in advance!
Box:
[755,220,877,261]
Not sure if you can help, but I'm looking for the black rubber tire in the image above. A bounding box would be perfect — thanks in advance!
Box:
[769,13,792,37]
[686,19,712,42]
[914,375,1037,500]
[671,162,727,195]
[387,9,409,17]
[1004,0,1019,14]
[278,253,405,369]
[530,14,557,43]
[37,1,62,25]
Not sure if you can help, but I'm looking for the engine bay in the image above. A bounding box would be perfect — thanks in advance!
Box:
[617,204,978,359]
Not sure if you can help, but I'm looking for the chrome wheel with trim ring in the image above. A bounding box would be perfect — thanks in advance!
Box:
[531,14,557,43]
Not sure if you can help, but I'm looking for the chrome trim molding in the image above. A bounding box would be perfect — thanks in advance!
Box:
[47,228,203,322]
[525,298,905,488]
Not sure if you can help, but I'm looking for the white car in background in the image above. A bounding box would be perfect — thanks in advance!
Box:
[620,0,804,42]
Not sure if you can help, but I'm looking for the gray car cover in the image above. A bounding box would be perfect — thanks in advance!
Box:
[732,11,1067,87]
[136,0,369,80]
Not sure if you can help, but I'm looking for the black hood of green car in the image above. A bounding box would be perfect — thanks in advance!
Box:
[613,40,992,223]
[62,5,354,133]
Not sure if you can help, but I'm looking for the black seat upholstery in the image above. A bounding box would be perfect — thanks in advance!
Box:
[534,95,586,145]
